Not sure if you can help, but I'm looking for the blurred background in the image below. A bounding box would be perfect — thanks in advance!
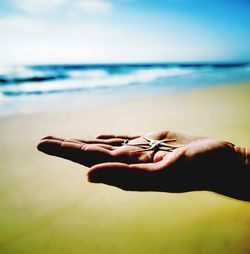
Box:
[0,0,250,116]
[0,1,250,253]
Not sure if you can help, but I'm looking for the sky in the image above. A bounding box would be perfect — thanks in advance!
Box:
[0,0,249,64]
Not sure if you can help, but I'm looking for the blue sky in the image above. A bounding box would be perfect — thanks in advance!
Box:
[0,0,249,64]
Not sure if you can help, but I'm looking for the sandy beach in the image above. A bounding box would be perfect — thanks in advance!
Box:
[0,82,250,253]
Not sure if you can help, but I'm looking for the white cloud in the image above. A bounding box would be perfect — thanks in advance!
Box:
[13,0,66,14]
[12,0,112,15]
[0,15,123,64]
[0,4,235,64]
[75,0,112,14]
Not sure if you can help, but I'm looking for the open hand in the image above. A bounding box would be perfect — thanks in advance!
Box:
[38,130,247,200]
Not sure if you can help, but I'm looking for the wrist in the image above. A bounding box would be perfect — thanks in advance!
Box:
[234,146,250,169]
[208,144,250,201]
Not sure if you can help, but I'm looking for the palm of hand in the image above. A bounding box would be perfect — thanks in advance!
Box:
[37,130,237,192]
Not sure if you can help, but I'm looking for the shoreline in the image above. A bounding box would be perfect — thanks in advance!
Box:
[1,80,250,121]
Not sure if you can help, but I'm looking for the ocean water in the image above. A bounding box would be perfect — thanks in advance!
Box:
[0,63,250,117]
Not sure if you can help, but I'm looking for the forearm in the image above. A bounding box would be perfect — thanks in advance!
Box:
[214,146,250,201]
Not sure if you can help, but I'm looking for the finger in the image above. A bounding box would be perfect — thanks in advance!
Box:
[37,139,113,167]
[87,162,151,191]
[64,139,84,144]
[89,162,130,172]
[94,144,115,150]
[87,150,188,192]
[74,138,125,146]
[41,135,65,141]
[41,137,124,146]
[68,142,115,150]
[96,134,141,140]
[41,136,83,145]
[72,142,115,151]
[37,139,63,155]
[40,137,115,150]
[129,150,181,171]
[129,160,166,171]
[154,151,168,162]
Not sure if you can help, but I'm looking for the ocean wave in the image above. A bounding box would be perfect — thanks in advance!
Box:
[1,63,250,97]
[0,75,68,84]
[1,63,250,117]
[0,65,67,84]
[0,67,194,96]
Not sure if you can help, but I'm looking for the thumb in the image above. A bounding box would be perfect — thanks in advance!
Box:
[87,162,151,191]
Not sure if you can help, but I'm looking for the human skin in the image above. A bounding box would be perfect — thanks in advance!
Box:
[37,130,250,201]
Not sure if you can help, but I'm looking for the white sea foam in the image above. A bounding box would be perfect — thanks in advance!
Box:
[1,67,194,95]
[69,69,108,79]
[0,65,45,79]
[0,92,5,101]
